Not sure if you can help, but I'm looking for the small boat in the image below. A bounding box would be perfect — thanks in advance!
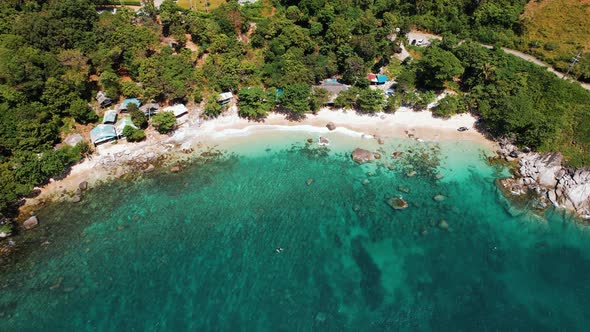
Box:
[457,127,469,132]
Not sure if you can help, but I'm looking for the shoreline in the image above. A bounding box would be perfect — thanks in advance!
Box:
[18,107,495,219]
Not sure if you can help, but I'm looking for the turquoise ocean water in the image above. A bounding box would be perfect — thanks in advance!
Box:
[1,130,590,331]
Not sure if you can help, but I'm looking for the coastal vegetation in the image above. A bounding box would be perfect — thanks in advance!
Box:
[151,111,176,134]
[122,125,146,142]
[0,0,589,215]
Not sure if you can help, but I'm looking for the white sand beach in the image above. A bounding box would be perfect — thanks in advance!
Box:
[20,106,495,216]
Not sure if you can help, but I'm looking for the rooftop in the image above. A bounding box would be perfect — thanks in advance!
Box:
[122,98,142,109]
[90,124,117,145]
[103,110,118,124]
[115,117,137,136]
[163,104,189,117]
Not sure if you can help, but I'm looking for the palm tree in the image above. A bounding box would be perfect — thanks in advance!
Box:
[479,62,496,82]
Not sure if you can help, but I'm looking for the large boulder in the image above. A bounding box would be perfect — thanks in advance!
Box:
[351,148,375,164]
[23,216,39,230]
[518,153,563,188]
[79,181,88,191]
[326,122,336,131]
[388,197,408,210]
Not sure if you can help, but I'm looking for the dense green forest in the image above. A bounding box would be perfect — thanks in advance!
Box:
[0,0,589,217]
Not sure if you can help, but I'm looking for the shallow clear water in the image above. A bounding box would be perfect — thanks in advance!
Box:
[1,133,590,331]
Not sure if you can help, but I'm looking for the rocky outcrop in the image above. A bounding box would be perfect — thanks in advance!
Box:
[351,148,375,164]
[498,140,590,219]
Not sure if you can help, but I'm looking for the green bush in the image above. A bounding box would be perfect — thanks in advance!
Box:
[122,125,146,142]
[433,94,466,118]
[130,108,148,129]
[193,90,203,104]
[151,111,176,134]
[384,94,402,113]
[69,98,98,124]
[0,223,12,235]
[543,42,559,51]
[203,96,223,118]
[120,81,143,98]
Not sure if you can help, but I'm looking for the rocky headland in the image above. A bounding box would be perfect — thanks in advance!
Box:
[498,140,590,219]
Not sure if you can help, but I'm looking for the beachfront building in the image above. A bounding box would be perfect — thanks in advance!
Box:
[96,91,113,108]
[117,98,142,112]
[90,124,117,146]
[163,104,189,118]
[103,109,118,124]
[115,117,138,138]
[366,73,388,85]
[218,92,233,105]
[139,103,160,116]
[317,79,349,105]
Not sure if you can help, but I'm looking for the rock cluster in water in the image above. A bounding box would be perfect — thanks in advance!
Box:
[351,148,376,164]
[498,139,590,219]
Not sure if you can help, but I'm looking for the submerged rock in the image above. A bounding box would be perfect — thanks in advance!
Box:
[406,170,417,177]
[72,195,81,203]
[170,166,181,173]
[23,216,38,230]
[388,197,408,210]
[180,142,193,153]
[398,186,410,193]
[315,312,327,322]
[306,178,314,186]
[306,138,314,143]
[392,151,403,158]
[438,220,449,230]
[145,164,155,173]
[362,179,370,185]
[351,148,375,164]
[319,137,330,145]
[420,226,428,236]
[435,173,444,179]
[433,195,445,202]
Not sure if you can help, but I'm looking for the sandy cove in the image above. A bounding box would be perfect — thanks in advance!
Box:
[19,106,495,218]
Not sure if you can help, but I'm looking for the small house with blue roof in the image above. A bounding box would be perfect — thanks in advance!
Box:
[90,124,117,146]
[102,109,118,124]
[119,98,142,112]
